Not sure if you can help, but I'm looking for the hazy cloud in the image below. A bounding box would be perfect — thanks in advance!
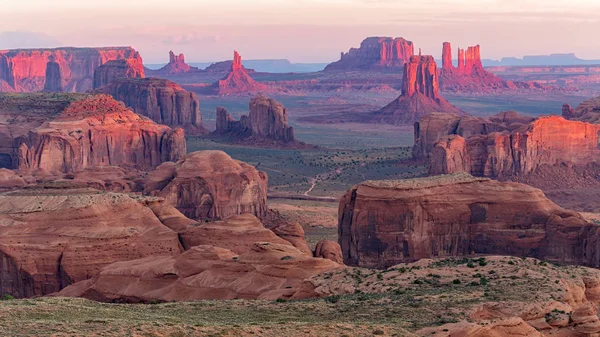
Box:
[0,31,62,49]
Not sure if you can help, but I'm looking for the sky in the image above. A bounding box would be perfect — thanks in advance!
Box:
[0,0,599,63]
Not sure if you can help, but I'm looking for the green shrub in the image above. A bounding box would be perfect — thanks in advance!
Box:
[0,294,14,301]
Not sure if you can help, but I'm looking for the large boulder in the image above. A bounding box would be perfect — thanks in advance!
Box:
[339,173,600,269]
[144,150,268,220]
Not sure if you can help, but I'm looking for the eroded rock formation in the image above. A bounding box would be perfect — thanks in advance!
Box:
[0,188,183,297]
[8,94,186,174]
[214,96,298,145]
[0,47,142,92]
[92,59,145,89]
[43,56,62,92]
[95,78,206,135]
[371,55,463,125]
[562,96,600,123]
[212,51,269,95]
[325,37,414,71]
[154,51,199,74]
[339,173,600,269]
[143,150,268,220]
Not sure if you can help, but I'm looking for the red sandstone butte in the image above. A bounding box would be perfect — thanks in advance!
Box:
[92,59,145,89]
[0,47,142,92]
[325,37,414,71]
[212,51,269,95]
[371,55,463,125]
[154,51,199,74]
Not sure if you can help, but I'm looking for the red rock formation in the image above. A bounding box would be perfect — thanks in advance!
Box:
[214,96,300,145]
[0,47,142,92]
[418,113,600,178]
[325,37,414,71]
[58,242,342,302]
[457,47,465,73]
[13,94,186,174]
[94,78,207,135]
[153,51,198,74]
[0,188,183,297]
[562,96,600,123]
[143,150,268,220]
[338,173,600,269]
[43,56,62,92]
[441,42,452,72]
[212,51,269,95]
[371,55,464,125]
[92,59,145,89]
[314,240,343,264]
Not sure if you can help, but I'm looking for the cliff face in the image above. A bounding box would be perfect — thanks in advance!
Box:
[43,57,62,92]
[94,78,206,135]
[0,47,142,93]
[13,94,186,174]
[214,96,296,144]
[143,150,268,220]
[92,59,145,89]
[562,96,600,123]
[372,55,463,125]
[339,173,600,269]
[325,37,414,71]
[212,51,268,95]
[415,112,600,178]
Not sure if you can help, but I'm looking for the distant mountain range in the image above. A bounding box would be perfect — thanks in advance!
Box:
[145,59,328,73]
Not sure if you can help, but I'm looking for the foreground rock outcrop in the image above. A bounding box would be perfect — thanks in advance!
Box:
[0,188,183,297]
[214,96,303,146]
[4,93,186,174]
[0,47,142,92]
[144,150,268,220]
[370,55,463,125]
[325,37,414,71]
[92,59,145,89]
[212,51,269,95]
[95,78,207,135]
[339,173,600,269]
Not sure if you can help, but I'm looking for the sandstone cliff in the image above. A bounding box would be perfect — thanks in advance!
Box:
[92,59,145,89]
[562,96,600,123]
[143,150,268,220]
[371,55,463,125]
[43,56,62,92]
[95,78,207,135]
[213,96,299,145]
[325,37,414,71]
[12,94,186,174]
[0,47,142,92]
[212,51,269,95]
[339,173,600,269]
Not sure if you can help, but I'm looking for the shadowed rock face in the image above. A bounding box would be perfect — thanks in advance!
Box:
[92,59,145,89]
[0,188,183,298]
[562,96,600,123]
[5,94,186,174]
[414,112,600,178]
[212,51,268,95]
[370,55,463,125]
[214,96,296,144]
[0,47,142,92]
[325,37,414,71]
[43,57,62,92]
[94,78,207,135]
[143,150,268,220]
[339,173,600,269]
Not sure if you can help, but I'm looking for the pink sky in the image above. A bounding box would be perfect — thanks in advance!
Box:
[1,0,599,63]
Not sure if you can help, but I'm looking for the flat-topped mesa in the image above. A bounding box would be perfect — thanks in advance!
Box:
[154,51,198,74]
[212,51,269,95]
[414,111,600,178]
[339,173,600,269]
[92,59,145,89]
[43,56,62,92]
[371,55,464,125]
[0,47,142,92]
[10,94,186,174]
[94,77,207,135]
[213,96,297,145]
[324,37,415,71]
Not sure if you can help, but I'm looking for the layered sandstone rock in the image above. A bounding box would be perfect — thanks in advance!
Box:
[325,37,414,71]
[314,240,343,264]
[0,188,182,298]
[0,47,142,92]
[562,96,600,123]
[214,96,298,145]
[95,78,206,135]
[212,51,269,95]
[154,51,198,74]
[58,242,342,302]
[338,173,600,269]
[11,94,186,174]
[43,57,62,92]
[371,55,463,125]
[416,112,600,178]
[92,59,145,89]
[144,150,268,220]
